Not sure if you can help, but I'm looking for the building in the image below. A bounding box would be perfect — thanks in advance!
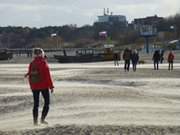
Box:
[98,15,127,24]
[132,15,163,31]
[97,8,127,27]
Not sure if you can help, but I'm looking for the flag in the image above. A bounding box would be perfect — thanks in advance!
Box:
[99,31,107,38]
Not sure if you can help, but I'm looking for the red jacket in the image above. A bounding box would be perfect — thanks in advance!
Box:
[27,56,54,90]
[168,52,175,62]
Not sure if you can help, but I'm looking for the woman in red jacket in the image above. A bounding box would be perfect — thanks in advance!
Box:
[168,50,175,70]
[25,48,54,125]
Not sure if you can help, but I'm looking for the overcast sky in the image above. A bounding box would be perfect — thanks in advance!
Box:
[0,0,179,28]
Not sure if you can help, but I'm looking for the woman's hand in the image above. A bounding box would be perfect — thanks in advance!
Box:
[24,73,29,78]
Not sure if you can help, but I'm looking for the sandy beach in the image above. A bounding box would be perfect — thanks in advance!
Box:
[0,60,180,135]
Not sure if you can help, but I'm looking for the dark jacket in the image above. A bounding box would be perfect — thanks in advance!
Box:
[131,52,139,64]
[113,53,120,60]
[153,51,160,62]
[123,49,131,60]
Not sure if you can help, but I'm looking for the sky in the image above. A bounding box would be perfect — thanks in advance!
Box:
[0,0,180,28]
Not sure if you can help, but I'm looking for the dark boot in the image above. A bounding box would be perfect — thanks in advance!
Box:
[41,119,48,125]
[33,109,38,125]
[41,89,50,125]
[41,105,49,125]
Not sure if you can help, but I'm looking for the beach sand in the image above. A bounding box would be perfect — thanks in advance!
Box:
[0,61,180,135]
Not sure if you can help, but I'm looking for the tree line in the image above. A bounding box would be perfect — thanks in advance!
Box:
[0,13,179,49]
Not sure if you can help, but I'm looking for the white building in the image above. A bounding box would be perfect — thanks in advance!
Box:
[97,8,127,25]
[98,15,127,23]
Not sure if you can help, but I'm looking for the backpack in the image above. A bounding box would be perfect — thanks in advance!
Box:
[29,62,41,84]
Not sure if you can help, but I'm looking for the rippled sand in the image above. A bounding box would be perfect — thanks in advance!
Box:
[0,62,180,135]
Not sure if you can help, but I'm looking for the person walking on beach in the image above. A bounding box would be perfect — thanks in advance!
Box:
[131,50,139,72]
[113,52,120,66]
[152,50,160,70]
[25,48,54,125]
[160,50,164,64]
[167,50,175,70]
[123,48,132,72]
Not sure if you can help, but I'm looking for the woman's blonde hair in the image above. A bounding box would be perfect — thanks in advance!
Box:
[33,48,45,57]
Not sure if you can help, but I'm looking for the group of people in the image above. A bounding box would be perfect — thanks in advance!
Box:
[123,48,139,72]
[113,48,139,72]
[152,50,175,70]
[114,48,175,71]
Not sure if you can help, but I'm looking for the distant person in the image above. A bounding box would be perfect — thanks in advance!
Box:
[167,50,175,70]
[123,48,132,72]
[152,50,160,70]
[131,50,139,72]
[160,50,164,64]
[25,48,54,126]
[113,52,120,66]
